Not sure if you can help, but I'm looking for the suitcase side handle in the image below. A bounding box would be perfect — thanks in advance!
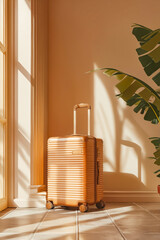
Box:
[97,161,100,185]
[73,103,91,135]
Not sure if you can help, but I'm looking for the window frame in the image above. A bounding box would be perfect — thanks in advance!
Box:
[0,0,8,211]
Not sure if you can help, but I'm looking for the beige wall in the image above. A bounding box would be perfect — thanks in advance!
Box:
[48,0,160,195]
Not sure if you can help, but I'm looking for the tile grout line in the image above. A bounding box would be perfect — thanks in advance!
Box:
[76,210,79,240]
[133,202,160,221]
[105,209,127,240]
[30,210,49,240]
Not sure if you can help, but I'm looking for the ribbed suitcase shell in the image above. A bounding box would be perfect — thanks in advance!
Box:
[47,135,103,207]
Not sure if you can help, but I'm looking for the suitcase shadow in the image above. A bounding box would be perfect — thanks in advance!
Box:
[55,205,105,212]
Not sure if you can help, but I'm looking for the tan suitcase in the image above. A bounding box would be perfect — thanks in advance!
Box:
[46,103,105,212]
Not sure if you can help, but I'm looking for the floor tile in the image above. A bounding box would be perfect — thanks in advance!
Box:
[137,203,160,210]
[0,208,16,218]
[106,203,140,214]
[0,208,47,237]
[79,232,123,240]
[36,209,76,235]
[124,233,160,240]
[105,203,134,209]
[78,210,113,233]
[119,224,160,234]
[1,203,160,240]
[136,203,160,216]
[113,216,159,227]
[0,232,33,240]
[32,233,75,240]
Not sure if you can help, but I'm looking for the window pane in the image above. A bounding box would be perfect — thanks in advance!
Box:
[0,0,3,44]
[0,51,4,116]
[0,123,4,198]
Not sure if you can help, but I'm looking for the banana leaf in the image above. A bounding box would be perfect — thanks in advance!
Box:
[149,137,160,178]
[101,68,160,124]
[132,24,160,86]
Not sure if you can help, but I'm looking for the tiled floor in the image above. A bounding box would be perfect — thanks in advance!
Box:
[0,203,160,240]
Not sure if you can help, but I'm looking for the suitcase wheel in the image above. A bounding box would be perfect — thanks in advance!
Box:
[96,200,105,209]
[79,203,89,213]
[46,200,54,210]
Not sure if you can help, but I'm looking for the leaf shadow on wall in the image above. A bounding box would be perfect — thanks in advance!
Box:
[93,71,157,191]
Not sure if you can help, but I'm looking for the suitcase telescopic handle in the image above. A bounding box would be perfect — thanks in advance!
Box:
[73,103,91,135]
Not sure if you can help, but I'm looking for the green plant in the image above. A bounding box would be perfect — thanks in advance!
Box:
[98,24,160,178]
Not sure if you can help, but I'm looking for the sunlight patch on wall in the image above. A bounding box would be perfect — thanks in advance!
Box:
[93,65,116,172]
[18,71,31,141]
[18,70,31,194]
[120,144,138,178]
[18,0,31,74]
[121,118,146,183]
[16,0,31,197]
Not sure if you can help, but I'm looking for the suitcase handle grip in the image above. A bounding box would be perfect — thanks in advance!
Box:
[73,103,91,135]
[74,103,91,110]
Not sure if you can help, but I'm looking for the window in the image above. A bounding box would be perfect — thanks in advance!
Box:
[0,0,7,211]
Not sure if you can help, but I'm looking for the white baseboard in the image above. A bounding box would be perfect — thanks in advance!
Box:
[103,191,160,202]
[8,185,47,208]
[8,198,46,208]
[7,190,160,208]
[8,192,46,208]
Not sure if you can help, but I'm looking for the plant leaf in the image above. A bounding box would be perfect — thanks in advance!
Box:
[132,24,152,42]
[102,68,160,123]
[154,149,160,159]
[150,138,160,178]
[149,137,160,149]
[132,24,160,86]
[144,103,159,121]
[154,159,160,165]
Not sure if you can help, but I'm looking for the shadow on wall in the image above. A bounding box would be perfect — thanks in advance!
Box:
[93,69,157,191]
